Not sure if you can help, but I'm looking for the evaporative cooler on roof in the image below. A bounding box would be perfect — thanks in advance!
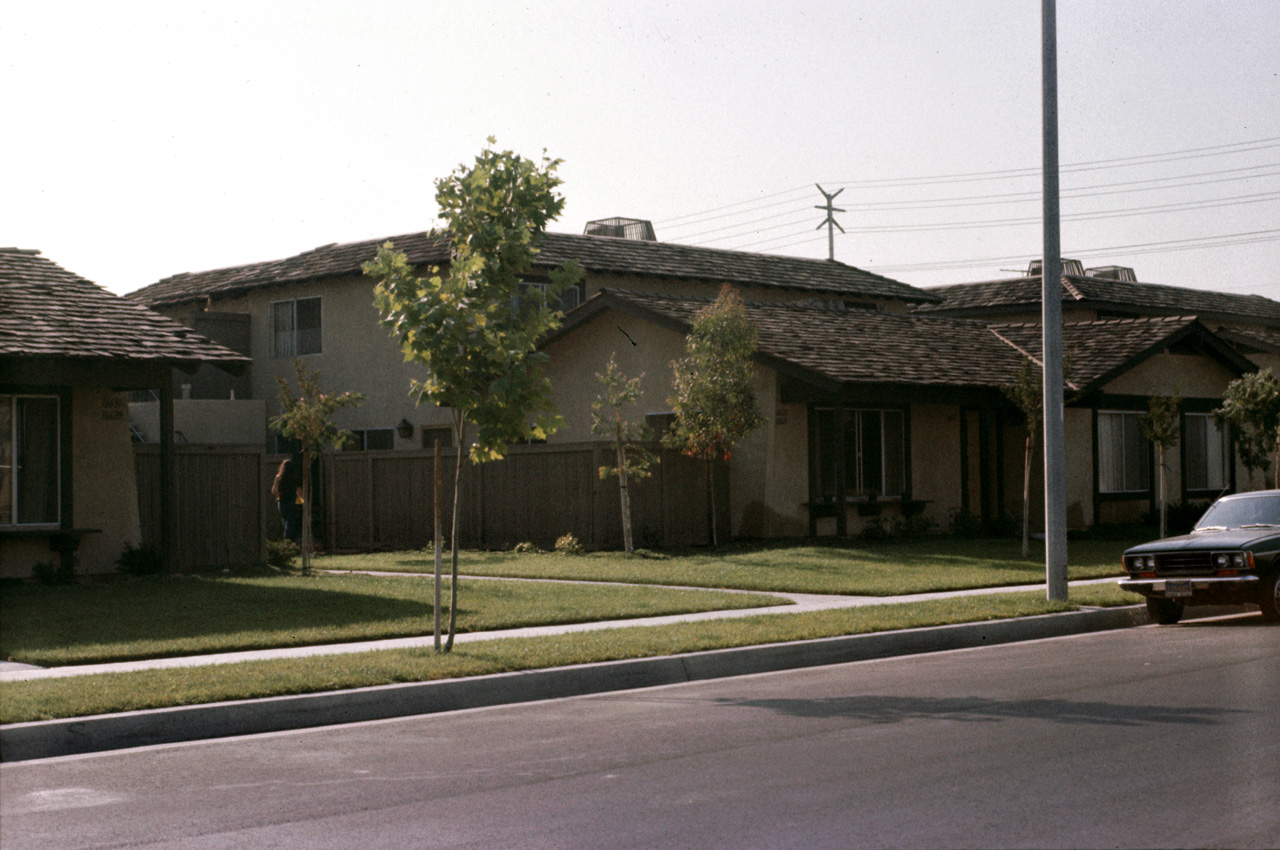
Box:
[584,218,657,241]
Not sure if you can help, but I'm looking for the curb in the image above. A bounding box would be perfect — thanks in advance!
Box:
[0,605,1150,762]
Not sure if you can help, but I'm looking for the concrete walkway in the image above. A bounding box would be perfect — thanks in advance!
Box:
[0,575,1120,683]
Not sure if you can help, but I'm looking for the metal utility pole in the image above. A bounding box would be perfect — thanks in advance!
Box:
[814,184,845,261]
[1041,0,1069,601]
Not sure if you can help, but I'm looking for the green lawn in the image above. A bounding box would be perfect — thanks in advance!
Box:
[319,536,1132,595]
[0,573,782,667]
[0,583,1140,724]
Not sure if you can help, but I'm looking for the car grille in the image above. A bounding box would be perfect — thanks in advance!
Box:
[1153,552,1216,576]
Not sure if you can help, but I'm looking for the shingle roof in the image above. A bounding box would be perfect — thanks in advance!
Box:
[565,291,1253,394]
[126,231,939,308]
[570,290,1025,389]
[919,273,1280,325]
[988,315,1251,393]
[0,248,249,369]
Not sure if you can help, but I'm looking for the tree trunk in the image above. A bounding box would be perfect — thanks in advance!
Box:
[616,437,634,554]
[1158,445,1168,538]
[445,414,466,653]
[433,438,443,653]
[301,446,312,576]
[1021,433,1033,558]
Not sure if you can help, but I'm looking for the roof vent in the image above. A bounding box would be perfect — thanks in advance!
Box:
[584,217,657,241]
[1026,258,1085,277]
[1085,265,1137,282]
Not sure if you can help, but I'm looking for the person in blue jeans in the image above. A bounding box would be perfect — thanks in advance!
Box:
[271,453,303,543]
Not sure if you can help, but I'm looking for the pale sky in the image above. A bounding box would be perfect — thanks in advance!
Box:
[4,1,1278,298]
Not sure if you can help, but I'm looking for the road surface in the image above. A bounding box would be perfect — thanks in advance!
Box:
[2,614,1276,849]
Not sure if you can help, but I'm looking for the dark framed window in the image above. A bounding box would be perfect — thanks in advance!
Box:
[515,281,581,314]
[813,407,907,499]
[340,428,395,452]
[421,426,454,450]
[1183,413,1230,493]
[271,297,322,358]
[1097,410,1150,494]
[0,394,61,526]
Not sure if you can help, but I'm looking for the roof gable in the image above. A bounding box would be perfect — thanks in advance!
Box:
[0,249,249,371]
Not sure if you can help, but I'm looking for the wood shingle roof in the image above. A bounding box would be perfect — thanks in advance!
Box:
[126,231,940,308]
[919,273,1280,325]
[0,248,249,370]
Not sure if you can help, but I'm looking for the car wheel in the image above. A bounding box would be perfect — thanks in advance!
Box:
[1258,574,1280,622]
[1146,597,1185,625]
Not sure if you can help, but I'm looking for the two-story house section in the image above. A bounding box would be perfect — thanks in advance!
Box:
[125,218,942,453]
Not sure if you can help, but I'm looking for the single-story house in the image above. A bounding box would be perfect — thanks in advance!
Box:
[1,248,249,577]
[540,289,1257,537]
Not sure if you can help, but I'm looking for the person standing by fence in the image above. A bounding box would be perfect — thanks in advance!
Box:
[271,453,303,543]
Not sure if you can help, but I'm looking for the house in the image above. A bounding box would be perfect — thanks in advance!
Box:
[126,220,940,452]
[0,248,249,577]
[124,224,1280,543]
[540,289,1256,537]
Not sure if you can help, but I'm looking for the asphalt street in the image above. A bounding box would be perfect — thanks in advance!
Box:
[1,614,1276,850]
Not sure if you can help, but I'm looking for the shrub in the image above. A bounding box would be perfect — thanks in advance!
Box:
[116,543,163,576]
[513,541,544,554]
[554,533,584,556]
[948,508,984,539]
[266,539,300,570]
[32,559,76,586]
[858,517,892,542]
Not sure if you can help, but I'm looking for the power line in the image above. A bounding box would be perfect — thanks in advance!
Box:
[655,136,1280,230]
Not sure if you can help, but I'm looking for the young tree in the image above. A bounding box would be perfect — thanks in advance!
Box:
[664,284,764,546]
[1141,392,1181,538]
[1002,358,1043,558]
[363,140,583,652]
[1214,369,1280,489]
[269,360,364,575]
[591,354,657,553]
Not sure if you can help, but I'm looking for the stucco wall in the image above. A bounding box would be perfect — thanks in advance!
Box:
[130,399,267,445]
[1,388,141,578]
[1102,351,1237,398]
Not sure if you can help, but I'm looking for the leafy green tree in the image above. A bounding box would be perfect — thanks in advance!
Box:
[1214,369,1280,489]
[1141,392,1181,538]
[363,140,583,651]
[591,354,657,553]
[269,360,364,575]
[664,284,764,546]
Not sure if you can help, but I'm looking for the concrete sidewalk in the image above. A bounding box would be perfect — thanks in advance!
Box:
[0,576,1120,683]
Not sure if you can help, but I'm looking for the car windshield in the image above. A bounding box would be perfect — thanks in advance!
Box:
[1193,493,1280,531]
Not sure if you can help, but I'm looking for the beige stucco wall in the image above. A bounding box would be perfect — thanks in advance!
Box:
[1,388,141,578]
[130,399,267,445]
[909,403,963,527]
[1102,351,1237,398]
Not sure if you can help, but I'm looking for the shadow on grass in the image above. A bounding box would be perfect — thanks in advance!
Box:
[715,694,1248,727]
[0,579,431,662]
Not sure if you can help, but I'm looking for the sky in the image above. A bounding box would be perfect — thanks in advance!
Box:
[4,1,1278,298]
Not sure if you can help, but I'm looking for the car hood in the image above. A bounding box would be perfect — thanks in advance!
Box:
[1126,527,1280,554]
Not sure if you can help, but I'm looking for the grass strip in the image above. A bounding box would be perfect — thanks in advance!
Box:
[0,584,1140,724]
[0,574,783,667]
[318,537,1131,595]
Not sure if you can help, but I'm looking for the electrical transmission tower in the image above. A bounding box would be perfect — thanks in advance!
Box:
[814,184,845,261]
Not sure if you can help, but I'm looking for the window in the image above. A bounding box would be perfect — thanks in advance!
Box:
[1097,411,1150,494]
[1,395,61,526]
[813,408,906,499]
[271,297,322,358]
[515,282,581,314]
[341,428,394,452]
[1184,413,1230,492]
[421,427,453,450]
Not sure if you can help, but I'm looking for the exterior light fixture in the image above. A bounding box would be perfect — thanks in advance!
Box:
[397,418,414,439]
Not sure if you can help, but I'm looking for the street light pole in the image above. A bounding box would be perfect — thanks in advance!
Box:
[1042,0,1069,601]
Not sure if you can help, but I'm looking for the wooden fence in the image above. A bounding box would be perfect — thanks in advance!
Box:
[136,442,728,567]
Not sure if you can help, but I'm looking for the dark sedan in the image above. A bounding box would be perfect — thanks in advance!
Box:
[1120,489,1280,624]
